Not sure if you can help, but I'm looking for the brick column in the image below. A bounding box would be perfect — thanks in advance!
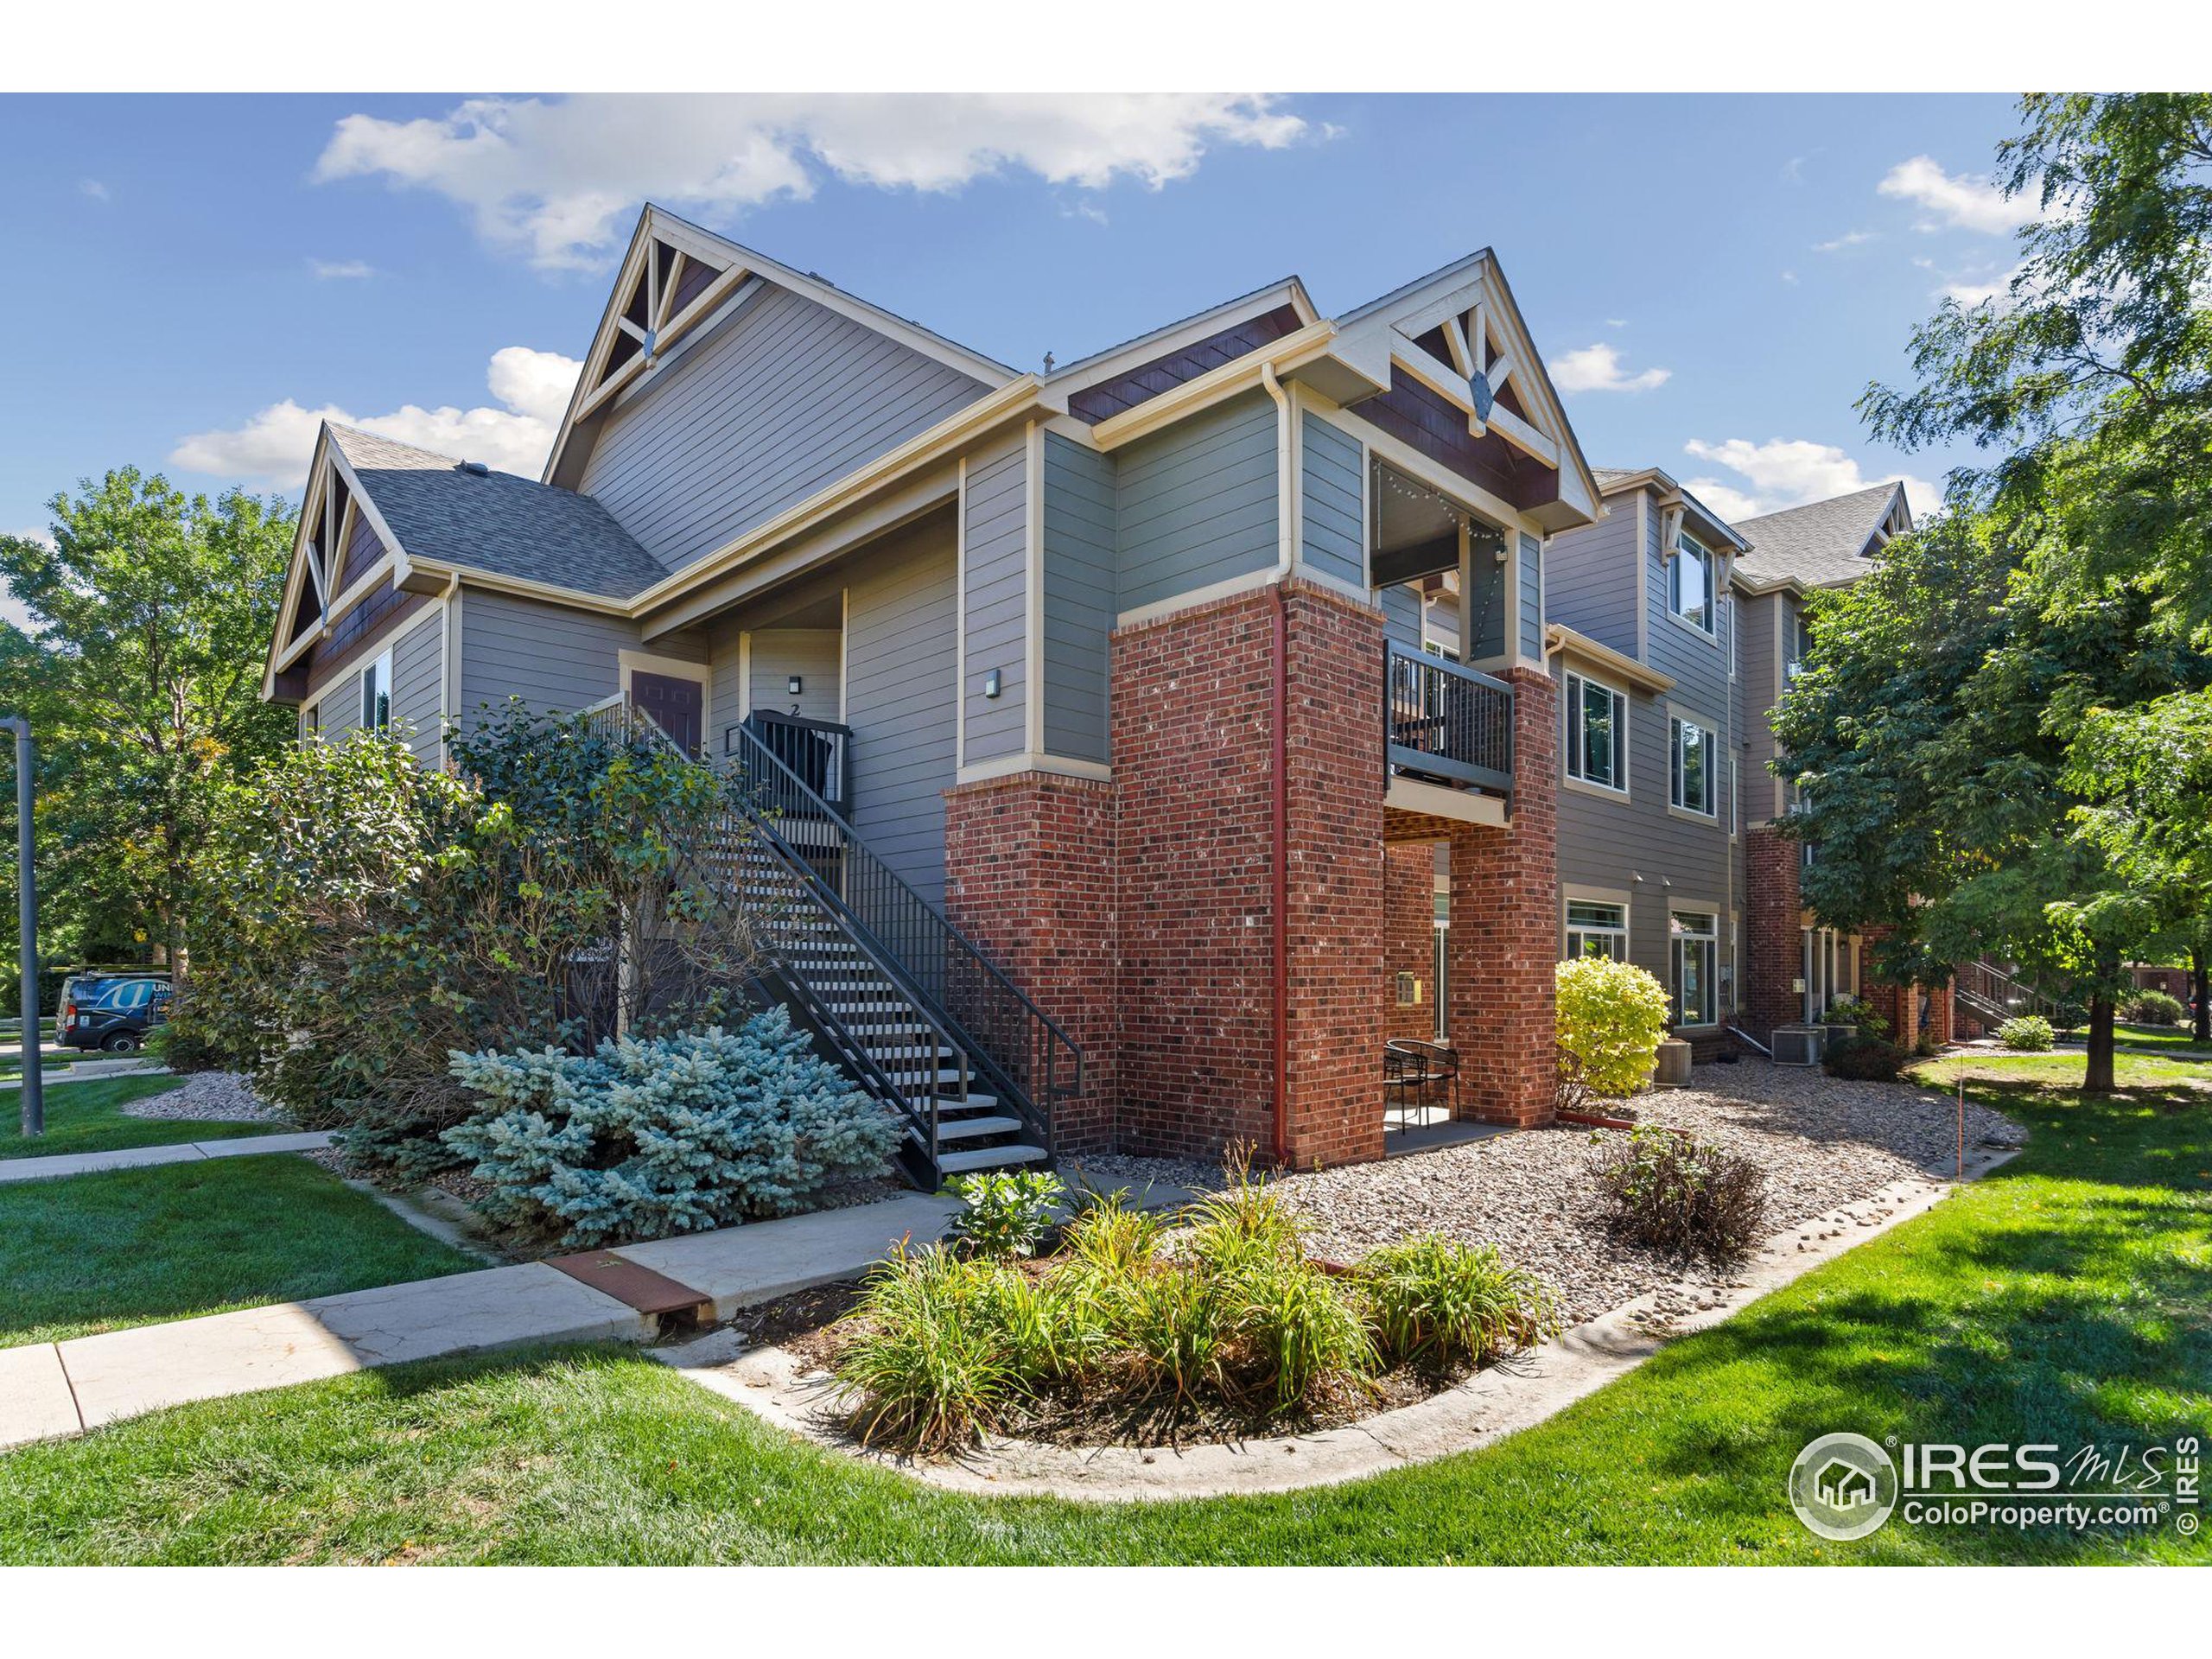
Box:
[943,772,1116,1157]
[1109,578,1389,1168]
[1745,824,1802,1040]
[1446,665,1559,1129]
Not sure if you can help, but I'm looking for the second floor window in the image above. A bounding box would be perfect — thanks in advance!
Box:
[1670,532,1714,634]
[361,651,392,733]
[1563,671,1626,793]
[1670,715,1715,816]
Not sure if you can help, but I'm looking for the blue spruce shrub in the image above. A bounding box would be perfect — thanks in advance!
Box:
[443,1007,902,1246]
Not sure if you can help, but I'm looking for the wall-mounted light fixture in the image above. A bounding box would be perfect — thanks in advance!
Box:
[983,668,1001,699]
[787,675,804,696]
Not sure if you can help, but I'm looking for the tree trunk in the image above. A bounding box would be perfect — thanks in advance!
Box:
[2192,946,2209,1045]
[2084,994,2117,1096]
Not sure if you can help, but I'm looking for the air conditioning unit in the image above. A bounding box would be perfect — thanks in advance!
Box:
[1771,1023,1825,1066]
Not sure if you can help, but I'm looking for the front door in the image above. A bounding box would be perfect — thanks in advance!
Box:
[631,671,703,758]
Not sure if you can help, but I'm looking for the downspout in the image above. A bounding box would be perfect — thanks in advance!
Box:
[1262,362,1294,1166]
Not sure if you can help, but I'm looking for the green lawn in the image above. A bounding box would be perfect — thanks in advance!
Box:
[0,1154,480,1350]
[0,1076,270,1160]
[2082,1022,2212,1058]
[1914,1049,2212,1093]
[0,1071,2204,1564]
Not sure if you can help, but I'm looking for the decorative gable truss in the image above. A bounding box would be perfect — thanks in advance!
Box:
[262,430,403,698]
[1331,254,1600,531]
[567,219,748,429]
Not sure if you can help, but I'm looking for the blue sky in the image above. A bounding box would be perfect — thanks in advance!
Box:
[0,92,2035,560]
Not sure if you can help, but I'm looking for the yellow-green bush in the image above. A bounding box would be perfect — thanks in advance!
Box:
[1555,956,1672,1097]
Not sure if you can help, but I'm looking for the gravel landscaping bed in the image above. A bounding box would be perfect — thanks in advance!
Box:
[118,1071,289,1123]
[1077,1059,2025,1328]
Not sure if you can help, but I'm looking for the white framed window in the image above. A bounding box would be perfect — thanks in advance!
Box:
[1562,670,1628,794]
[361,650,392,733]
[1670,713,1716,817]
[1565,899,1628,962]
[1784,605,1812,680]
[1671,909,1718,1026]
[1669,531,1715,634]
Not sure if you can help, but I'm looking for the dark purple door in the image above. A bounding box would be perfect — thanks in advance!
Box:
[631,671,702,758]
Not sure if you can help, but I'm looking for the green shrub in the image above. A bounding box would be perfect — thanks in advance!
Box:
[1822,995,1891,1044]
[1592,1124,1769,1262]
[1359,1235,1560,1369]
[443,1010,900,1247]
[1556,955,1672,1097]
[1230,1254,1376,1413]
[1997,1014,2056,1051]
[1823,1036,1910,1081]
[1118,1264,1237,1407]
[2122,988,2186,1027]
[947,1169,1064,1259]
[838,1243,1032,1451]
[1058,1190,1165,1278]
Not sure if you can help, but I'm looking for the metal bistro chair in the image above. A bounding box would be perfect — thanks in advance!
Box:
[1384,1039,1461,1132]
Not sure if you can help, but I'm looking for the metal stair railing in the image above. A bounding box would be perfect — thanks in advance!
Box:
[597,698,961,1176]
[725,717,1080,1154]
[1955,957,2060,1025]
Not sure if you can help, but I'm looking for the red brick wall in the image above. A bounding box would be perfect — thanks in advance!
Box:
[1278,582,1387,1168]
[942,772,1117,1156]
[1745,825,1802,1040]
[1384,842,1439,1042]
[1109,584,1280,1162]
[1446,664,1559,1129]
[1109,578,1390,1167]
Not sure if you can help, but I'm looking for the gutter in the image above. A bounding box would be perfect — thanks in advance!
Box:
[1262,362,1293,1166]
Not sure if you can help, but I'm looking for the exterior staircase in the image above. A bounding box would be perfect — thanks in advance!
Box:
[1955,957,2059,1031]
[607,700,1077,1190]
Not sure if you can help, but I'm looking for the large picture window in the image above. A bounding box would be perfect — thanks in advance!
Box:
[1563,671,1626,793]
[1669,532,1714,633]
[1670,910,1718,1026]
[1565,899,1628,962]
[1670,714,1715,816]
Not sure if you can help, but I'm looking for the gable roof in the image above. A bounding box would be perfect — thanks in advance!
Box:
[1587,465,1750,553]
[1041,275,1317,410]
[328,426,669,598]
[1732,482,1911,591]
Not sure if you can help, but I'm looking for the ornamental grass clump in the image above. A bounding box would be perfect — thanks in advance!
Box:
[838,1243,1033,1452]
[1359,1235,1560,1370]
[1592,1123,1769,1263]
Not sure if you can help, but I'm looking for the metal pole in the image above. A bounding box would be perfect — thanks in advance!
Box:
[1955,1076,1965,1181]
[4,716,39,1138]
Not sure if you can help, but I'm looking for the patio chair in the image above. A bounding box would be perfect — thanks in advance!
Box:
[1382,1040,1432,1133]
[1389,1038,1461,1118]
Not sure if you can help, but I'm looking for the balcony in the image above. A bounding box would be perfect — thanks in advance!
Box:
[1383,640,1513,832]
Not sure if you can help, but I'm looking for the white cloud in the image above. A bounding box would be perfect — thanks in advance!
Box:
[1878,155,2025,235]
[1604,317,1628,329]
[1781,270,1800,286]
[315,93,1310,270]
[79,178,108,201]
[1681,436,1940,522]
[1552,342,1670,394]
[168,345,582,489]
[309,257,376,280]
[1813,230,1878,252]
[1937,264,2023,308]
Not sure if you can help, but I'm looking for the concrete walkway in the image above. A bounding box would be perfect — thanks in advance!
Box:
[0,1192,958,1451]
[0,1130,334,1185]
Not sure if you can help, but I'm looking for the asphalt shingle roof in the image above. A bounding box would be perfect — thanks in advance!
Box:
[1732,483,1905,589]
[328,426,670,599]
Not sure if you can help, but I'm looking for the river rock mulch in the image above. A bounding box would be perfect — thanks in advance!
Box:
[118,1070,289,1123]
[1075,1059,2024,1328]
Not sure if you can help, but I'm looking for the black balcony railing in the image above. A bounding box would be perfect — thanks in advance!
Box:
[732,709,851,813]
[1384,641,1514,798]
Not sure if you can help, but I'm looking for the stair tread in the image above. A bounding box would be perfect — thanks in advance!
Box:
[933,1115,1022,1141]
[934,1143,1050,1174]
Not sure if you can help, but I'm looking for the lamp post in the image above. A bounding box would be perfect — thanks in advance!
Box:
[1,715,39,1137]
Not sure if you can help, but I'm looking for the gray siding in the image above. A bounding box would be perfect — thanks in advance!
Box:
[391,611,443,763]
[1300,415,1363,589]
[458,589,632,725]
[844,518,959,902]
[1542,495,1639,656]
[1115,389,1279,613]
[1040,435,1115,763]
[1379,582,1423,651]
[1517,531,1544,660]
[962,431,1028,764]
[1737,589,1789,824]
[752,630,842,722]
[578,281,990,576]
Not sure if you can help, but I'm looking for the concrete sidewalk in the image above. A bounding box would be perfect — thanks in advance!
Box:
[0,1191,959,1451]
[0,1130,334,1185]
